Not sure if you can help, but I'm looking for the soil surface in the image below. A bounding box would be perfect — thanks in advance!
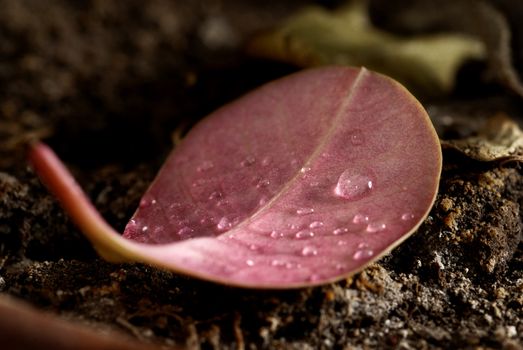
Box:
[0,1,522,349]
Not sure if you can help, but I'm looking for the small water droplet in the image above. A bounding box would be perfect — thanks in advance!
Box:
[217,217,232,231]
[258,196,268,206]
[309,221,324,229]
[366,223,386,233]
[261,157,270,166]
[401,213,415,221]
[285,262,295,269]
[301,246,318,256]
[309,181,320,187]
[333,227,349,235]
[256,179,270,188]
[241,156,256,167]
[208,191,223,200]
[151,199,157,205]
[271,259,286,267]
[248,244,258,251]
[335,263,346,271]
[334,170,373,200]
[245,259,255,266]
[295,230,315,239]
[352,214,370,224]
[142,226,149,232]
[296,207,314,215]
[300,166,311,173]
[270,230,281,238]
[197,160,214,172]
[337,240,347,246]
[348,129,364,145]
[308,274,321,282]
[353,249,374,260]
[178,226,193,235]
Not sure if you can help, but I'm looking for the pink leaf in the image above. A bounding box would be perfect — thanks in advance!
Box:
[28,67,442,288]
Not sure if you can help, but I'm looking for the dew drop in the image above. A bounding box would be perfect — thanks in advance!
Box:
[241,156,256,167]
[270,230,282,238]
[197,160,214,172]
[335,170,373,200]
[337,240,347,246]
[248,244,258,251]
[245,259,255,267]
[208,191,223,200]
[141,226,149,232]
[366,223,386,233]
[256,179,270,188]
[296,207,314,215]
[309,221,324,229]
[348,129,364,145]
[151,199,157,205]
[333,227,349,235]
[261,157,270,166]
[401,213,415,221]
[353,249,374,260]
[300,166,311,173]
[352,213,370,224]
[301,246,318,256]
[271,259,285,267]
[216,217,232,231]
[295,230,315,239]
[177,226,193,236]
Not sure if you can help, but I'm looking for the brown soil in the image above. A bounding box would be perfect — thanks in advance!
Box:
[0,1,521,349]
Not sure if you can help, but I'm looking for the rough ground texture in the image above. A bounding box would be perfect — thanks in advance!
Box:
[0,0,521,349]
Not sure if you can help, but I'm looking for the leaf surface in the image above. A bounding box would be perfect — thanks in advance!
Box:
[29,67,441,288]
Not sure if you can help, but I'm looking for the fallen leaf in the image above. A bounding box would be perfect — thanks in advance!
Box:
[247,1,485,96]
[28,67,442,288]
[369,0,523,98]
[441,113,523,163]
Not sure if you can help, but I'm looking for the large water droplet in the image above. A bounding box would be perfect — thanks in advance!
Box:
[401,213,415,221]
[295,230,315,239]
[241,156,256,167]
[366,223,386,233]
[309,221,324,229]
[216,217,232,231]
[296,207,314,215]
[301,246,318,256]
[335,170,373,200]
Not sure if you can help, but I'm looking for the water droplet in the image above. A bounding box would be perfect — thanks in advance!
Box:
[270,230,282,238]
[296,207,314,215]
[271,259,285,267]
[151,199,157,205]
[178,226,193,236]
[353,249,374,260]
[335,170,373,200]
[256,179,270,188]
[216,217,232,231]
[301,246,318,256]
[295,230,315,239]
[261,157,270,166]
[309,221,324,229]
[241,156,256,167]
[309,181,320,187]
[333,227,349,235]
[258,196,268,206]
[197,160,214,172]
[308,274,321,282]
[348,129,364,145]
[300,166,311,173]
[352,214,369,224]
[335,263,346,271]
[337,240,347,246]
[248,244,258,251]
[401,213,415,221]
[142,226,149,232]
[366,223,386,233]
[245,259,255,266]
[208,191,223,200]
